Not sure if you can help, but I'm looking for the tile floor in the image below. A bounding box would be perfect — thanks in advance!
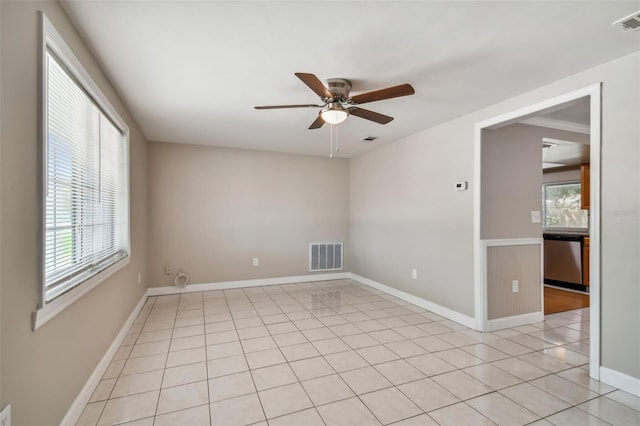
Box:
[77,279,640,425]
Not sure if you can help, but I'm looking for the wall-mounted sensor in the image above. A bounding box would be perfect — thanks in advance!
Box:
[455,181,468,191]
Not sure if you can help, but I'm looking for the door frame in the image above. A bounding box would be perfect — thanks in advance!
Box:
[473,83,601,379]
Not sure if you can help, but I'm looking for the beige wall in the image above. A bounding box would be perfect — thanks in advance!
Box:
[0,0,3,408]
[148,142,349,286]
[350,51,640,379]
[482,123,588,239]
[349,120,476,316]
[0,2,149,424]
[481,124,543,239]
[543,167,581,183]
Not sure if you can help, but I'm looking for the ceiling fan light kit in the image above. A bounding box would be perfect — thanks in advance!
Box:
[255,73,415,129]
[320,103,349,125]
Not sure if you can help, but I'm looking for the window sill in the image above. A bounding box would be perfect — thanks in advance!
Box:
[32,256,130,331]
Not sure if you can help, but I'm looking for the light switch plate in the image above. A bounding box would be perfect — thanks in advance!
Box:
[531,210,541,223]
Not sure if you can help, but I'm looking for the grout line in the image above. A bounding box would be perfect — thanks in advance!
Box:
[223,288,270,424]
[152,294,181,423]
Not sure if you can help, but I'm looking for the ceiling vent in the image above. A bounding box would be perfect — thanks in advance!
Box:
[361,136,378,142]
[612,11,640,32]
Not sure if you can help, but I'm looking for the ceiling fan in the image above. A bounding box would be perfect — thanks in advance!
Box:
[255,73,415,129]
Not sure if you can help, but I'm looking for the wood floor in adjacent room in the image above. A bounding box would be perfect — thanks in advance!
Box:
[544,286,590,315]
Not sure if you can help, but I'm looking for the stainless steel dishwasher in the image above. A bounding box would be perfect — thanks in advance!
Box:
[543,233,584,289]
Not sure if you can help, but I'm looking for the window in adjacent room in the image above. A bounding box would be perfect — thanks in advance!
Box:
[38,13,129,326]
[543,181,588,230]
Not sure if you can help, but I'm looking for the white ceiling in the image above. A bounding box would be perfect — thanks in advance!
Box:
[61,1,640,158]
[541,100,591,127]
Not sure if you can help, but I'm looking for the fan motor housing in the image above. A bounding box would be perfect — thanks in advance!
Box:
[324,78,352,101]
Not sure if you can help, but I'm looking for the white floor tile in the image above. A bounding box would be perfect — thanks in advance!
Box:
[301,374,355,405]
[111,370,163,398]
[89,378,117,403]
[258,382,313,419]
[467,392,539,425]
[431,370,493,400]
[76,401,106,426]
[340,366,392,395]
[245,347,286,370]
[279,342,321,361]
[250,363,298,391]
[499,382,571,417]
[428,402,494,426]
[121,353,167,376]
[360,387,422,424]
[162,361,207,388]
[98,390,159,425]
[78,283,640,426]
[374,359,426,385]
[406,353,457,377]
[210,393,265,425]
[578,395,640,425]
[316,397,381,426]
[462,363,522,390]
[208,371,256,402]
[166,346,206,368]
[530,374,598,405]
[290,356,335,381]
[154,404,210,426]
[156,380,209,415]
[545,406,610,426]
[268,408,325,426]
[207,354,249,378]
[397,378,460,412]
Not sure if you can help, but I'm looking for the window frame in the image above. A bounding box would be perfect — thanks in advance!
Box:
[34,12,130,330]
[542,180,588,232]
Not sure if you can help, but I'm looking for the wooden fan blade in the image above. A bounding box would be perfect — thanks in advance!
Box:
[295,73,333,99]
[350,83,415,104]
[349,107,394,124]
[308,115,325,129]
[255,104,321,110]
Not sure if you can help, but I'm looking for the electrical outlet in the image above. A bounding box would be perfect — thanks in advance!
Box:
[252,258,259,267]
[411,269,417,280]
[164,265,171,275]
[512,280,519,293]
[0,404,11,426]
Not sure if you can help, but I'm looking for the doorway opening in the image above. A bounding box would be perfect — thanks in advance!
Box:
[474,84,601,379]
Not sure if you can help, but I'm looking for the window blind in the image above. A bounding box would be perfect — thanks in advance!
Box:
[44,50,128,302]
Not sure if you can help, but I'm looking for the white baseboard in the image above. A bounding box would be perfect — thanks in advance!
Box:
[600,366,640,397]
[485,311,544,332]
[61,292,148,426]
[146,272,350,296]
[349,273,476,329]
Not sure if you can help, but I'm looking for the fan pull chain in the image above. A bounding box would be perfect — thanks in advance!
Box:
[330,124,334,158]
[335,125,339,153]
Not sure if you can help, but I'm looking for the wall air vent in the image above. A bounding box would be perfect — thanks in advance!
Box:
[309,243,343,272]
[612,11,640,31]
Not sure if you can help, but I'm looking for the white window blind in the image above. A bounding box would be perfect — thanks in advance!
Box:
[44,49,128,303]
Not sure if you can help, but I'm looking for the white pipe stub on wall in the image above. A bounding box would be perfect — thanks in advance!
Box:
[174,270,190,287]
